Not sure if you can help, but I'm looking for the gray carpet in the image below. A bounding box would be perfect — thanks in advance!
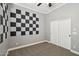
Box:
[8,42,78,56]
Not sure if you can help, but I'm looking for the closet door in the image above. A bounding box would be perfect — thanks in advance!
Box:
[50,19,71,50]
[57,20,63,47]
[58,19,71,50]
[50,21,58,45]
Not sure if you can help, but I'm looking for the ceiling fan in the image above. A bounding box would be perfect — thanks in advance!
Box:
[37,3,52,7]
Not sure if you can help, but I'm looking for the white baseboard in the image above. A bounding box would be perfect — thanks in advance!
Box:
[7,40,47,53]
[71,50,79,55]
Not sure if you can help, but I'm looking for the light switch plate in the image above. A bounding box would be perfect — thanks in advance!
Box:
[72,32,77,35]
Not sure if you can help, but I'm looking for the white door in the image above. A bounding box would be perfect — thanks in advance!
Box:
[58,19,71,50]
[50,19,71,50]
[50,21,58,45]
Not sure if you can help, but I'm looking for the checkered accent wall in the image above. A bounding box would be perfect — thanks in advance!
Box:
[0,3,8,44]
[10,9,39,36]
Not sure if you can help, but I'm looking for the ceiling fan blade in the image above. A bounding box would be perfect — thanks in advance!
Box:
[37,3,42,6]
[48,3,52,7]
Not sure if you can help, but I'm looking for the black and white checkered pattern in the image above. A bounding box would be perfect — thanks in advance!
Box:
[10,9,39,36]
[0,3,8,43]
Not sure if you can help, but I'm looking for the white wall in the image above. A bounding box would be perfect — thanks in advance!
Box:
[0,3,9,56]
[8,3,46,49]
[45,3,79,52]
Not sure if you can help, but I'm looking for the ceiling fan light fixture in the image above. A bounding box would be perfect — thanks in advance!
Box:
[49,3,52,7]
[37,3,52,7]
[37,3,42,6]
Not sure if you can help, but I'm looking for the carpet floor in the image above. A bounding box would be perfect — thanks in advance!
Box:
[8,42,78,56]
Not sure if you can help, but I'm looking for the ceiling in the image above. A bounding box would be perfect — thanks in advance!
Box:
[14,3,66,14]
